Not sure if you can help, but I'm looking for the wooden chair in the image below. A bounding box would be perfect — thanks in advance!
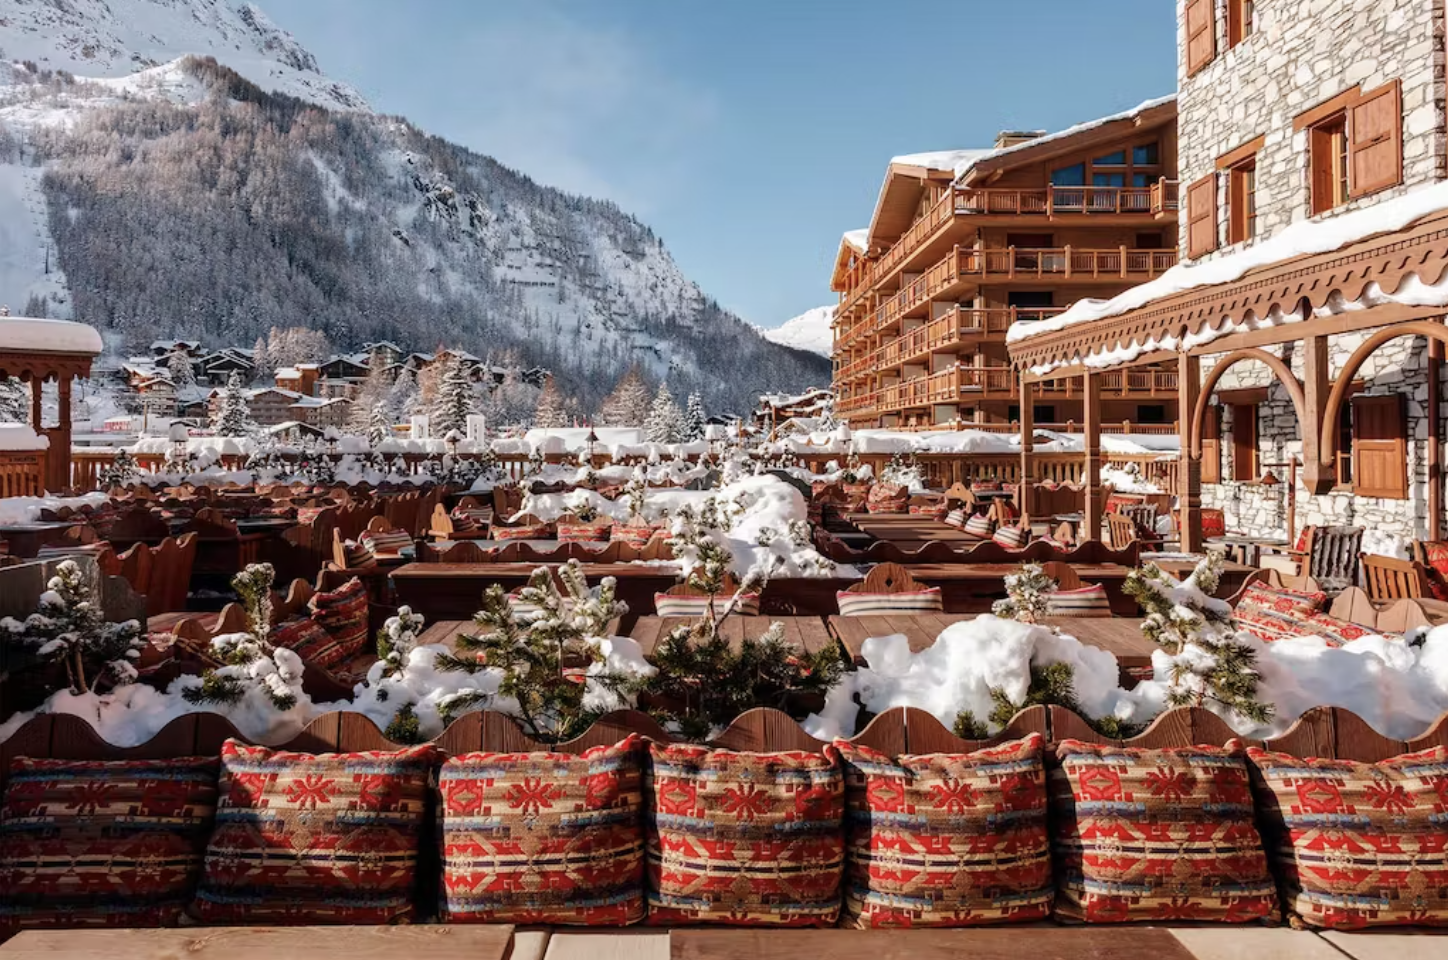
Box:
[1039,560,1084,592]
[1301,525,1366,594]
[1106,513,1138,551]
[1360,553,1433,602]
[839,562,923,597]
[492,485,525,519]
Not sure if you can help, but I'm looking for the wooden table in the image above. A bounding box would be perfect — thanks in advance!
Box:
[828,613,975,656]
[627,616,835,656]
[669,927,1339,960]
[1207,535,1287,567]
[902,562,1138,614]
[1149,555,1258,597]
[0,521,78,558]
[0,926,516,960]
[392,562,682,619]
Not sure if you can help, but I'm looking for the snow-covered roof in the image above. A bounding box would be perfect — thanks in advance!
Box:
[891,149,994,175]
[0,316,103,356]
[1008,177,1448,352]
[842,229,868,253]
[0,423,48,451]
[250,387,302,400]
[274,367,302,379]
[363,340,403,352]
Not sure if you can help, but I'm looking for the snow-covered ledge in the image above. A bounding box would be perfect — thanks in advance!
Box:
[0,316,104,356]
[0,423,49,451]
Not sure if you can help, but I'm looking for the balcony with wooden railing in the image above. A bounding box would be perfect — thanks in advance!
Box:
[924,306,1061,353]
[959,246,1178,281]
[835,179,1181,318]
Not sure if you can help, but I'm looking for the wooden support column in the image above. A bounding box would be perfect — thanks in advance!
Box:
[1018,374,1035,508]
[1083,371,1103,541]
[1430,338,1443,541]
[1300,334,1334,495]
[1178,353,1203,553]
[54,375,72,494]
[29,376,42,430]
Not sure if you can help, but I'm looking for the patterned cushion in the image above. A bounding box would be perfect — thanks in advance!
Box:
[1044,585,1111,618]
[1232,606,1309,644]
[1247,745,1448,929]
[866,483,909,514]
[341,539,374,568]
[908,499,946,519]
[1295,612,1376,646]
[0,757,219,933]
[1051,740,1276,923]
[308,577,370,660]
[1202,510,1227,539]
[359,528,412,556]
[614,523,659,549]
[190,740,437,925]
[456,505,493,525]
[645,743,844,926]
[836,587,943,617]
[439,737,644,925]
[271,616,347,668]
[557,522,612,543]
[653,593,762,617]
[495,524,550,541]
[963,515,995,540]
[943,509,969,530]
[992,525,1031,550]
[296,506,326,525]
[448,512,478,533]
[831,735,1051,928]
[1238,584,1328,616]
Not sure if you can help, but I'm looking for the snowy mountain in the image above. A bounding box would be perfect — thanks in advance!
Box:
[761,306,834,358]
[0,0,367,110]
[0,3,828,413]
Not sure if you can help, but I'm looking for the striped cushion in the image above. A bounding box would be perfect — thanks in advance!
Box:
[557,522,612,543]
[908,501,947,519]
[439,737,644,925]
[360,528,412,555]
[456,505,493,524]
[341,538,374,568]
[1044,584,1111,618]
[0,757,219,934]
[1248,745,1448,928]
[963,514,995,540]
[271,616,346,668]
[308,577,370,660]
[943,509,969,530]
[994,499,1020,522]
[190,741,437,924]
[832,735,1051,928]
[494,524,549,541]
[644,743,844,926]
[836,587,943,616]
[992,525,1031,550]
[448,511,478,533]
[1051,740,1276,923]
[653,593,761,617]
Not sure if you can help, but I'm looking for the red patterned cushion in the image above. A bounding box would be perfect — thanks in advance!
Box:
[271,616,347,668]
[1238,583,1328,615]
[190,740,437,925]
[1296,612,1375,646]
[1051,740,1276,923]
[1232,606,1309,644]
[495,524,550,541]
[1202,510,1227,539]
[308,577,369,660]
[866,483,909,514]
[645,743,844,926]
[831,735,1051,928]
[614,523,659,549]
[439,737,644,925]
[1247,745,1448,928]
[0,757,219,934]
[557,521,612,543]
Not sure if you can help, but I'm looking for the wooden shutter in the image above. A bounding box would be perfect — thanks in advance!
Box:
[1230,403,1257,482]
[1186,175,1218,259]
[1201,405,1221,483]
[1349,80,1402,197]
[1353,394,1408,499]
[1186,0,1217,75]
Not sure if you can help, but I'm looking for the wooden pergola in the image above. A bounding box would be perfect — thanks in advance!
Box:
[0,316,103,493]
[1007,206,1448,551]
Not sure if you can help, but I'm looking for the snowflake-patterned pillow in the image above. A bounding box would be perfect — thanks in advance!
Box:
[189,740,438,925]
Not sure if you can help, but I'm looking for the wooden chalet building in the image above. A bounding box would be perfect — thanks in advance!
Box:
[1007,0,1448,554]
[831,99,1182,431]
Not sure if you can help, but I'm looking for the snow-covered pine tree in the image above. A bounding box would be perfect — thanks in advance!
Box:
[348,360,393,435]
[0,377,29,422]
[367,402,392,447]
[97,449,139,490]
[684,392,705,441]
[181,563,304,711]
[389,367,421,419]
[599,366,652,426]
[991,563,1058,624]
[167,350,196,391]
[251,334,272,382]
[645,382,684,443]
[376,605,425,679]
[1124,552,1273,724]
[212,371,254,437]
[431,355,475,437]
[0,559,144,694]
[533,376,568,428]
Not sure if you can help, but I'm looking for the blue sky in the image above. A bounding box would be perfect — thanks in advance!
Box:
[280,0,1177,328]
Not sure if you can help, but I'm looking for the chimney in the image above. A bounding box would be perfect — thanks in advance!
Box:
[994,130,1046,150]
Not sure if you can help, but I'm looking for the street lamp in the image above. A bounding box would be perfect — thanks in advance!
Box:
[585,426,599,467]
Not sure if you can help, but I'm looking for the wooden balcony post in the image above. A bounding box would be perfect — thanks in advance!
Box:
[1063,245,1072,280]
[1300,334,1334,495]
[29,376,42,430]
[1083,370,1103,542]
[1019,374,1036,507]
[1431,338,1443,541]
[1178,353,1203,553]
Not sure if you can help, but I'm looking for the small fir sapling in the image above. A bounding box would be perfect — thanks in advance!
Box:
[951,661,1145,741]
[1124,551,1273,725]
[181,563,303,711]
[991,563,1058,624]
[97,449,139,490]
[376,605,425,679]
[683,392,706,441]
[433,560,645,741]
[1,559,144,695]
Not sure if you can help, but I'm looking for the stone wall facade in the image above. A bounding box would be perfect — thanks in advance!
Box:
[1200,328,1442,556]
[1176,0,1447,259]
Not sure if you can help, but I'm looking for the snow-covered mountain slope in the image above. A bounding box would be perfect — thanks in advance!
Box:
[761,306,834,358]
[0,0,367,111]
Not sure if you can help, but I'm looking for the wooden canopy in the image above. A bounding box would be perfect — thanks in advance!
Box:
[0,316,104,493]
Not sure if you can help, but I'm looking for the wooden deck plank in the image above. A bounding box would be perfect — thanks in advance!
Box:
[670,928,1199,960]
[0,927,516,960]
[827,616,872,659]
[1169,928,1346,960]
[1320,932,1448,960]
[544,931,670,960]
[793,616,834,654]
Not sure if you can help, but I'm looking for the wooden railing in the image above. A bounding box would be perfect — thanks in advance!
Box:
[835,179,1181,318]
[0,450,46,498]
[960,246,1179,280]
[1100,369,1180,394]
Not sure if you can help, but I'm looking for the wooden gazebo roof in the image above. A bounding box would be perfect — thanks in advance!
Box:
[0,316,103,381]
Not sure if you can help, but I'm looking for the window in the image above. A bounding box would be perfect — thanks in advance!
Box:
[1135,232,1167,250]
[1230,403,1258,482]
[1132,172,1155,188]
[1302,81,1402,216]
[1310,115,1349,215]
[1335,403,1353,487]
[1050,163,1086,186]
[1352,395,1408,498]
[1133,143,1161,166]
[1227,0,1254,48]
[1186,0,1216,75]
[1092,172,1126,188]
[1227,157,1258,244]
[1094,150,1127,166]
[1136,404,1167,424]
[1007,405,1057,424]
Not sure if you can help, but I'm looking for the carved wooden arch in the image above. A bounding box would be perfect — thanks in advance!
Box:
[1190,348,1307,458]
[1319,320,1448,464]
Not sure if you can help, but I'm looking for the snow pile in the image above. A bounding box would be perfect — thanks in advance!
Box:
[759,306,834,358]
[1100,464,1164,493]
[669,474,851,580]
[0,423,47,451]
[0,491,107,523]
[0,316,102,354]
[842,229,868,253]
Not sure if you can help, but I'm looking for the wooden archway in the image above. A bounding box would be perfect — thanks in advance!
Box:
[1319,320,1448,464]
[1190,348,1307,458]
